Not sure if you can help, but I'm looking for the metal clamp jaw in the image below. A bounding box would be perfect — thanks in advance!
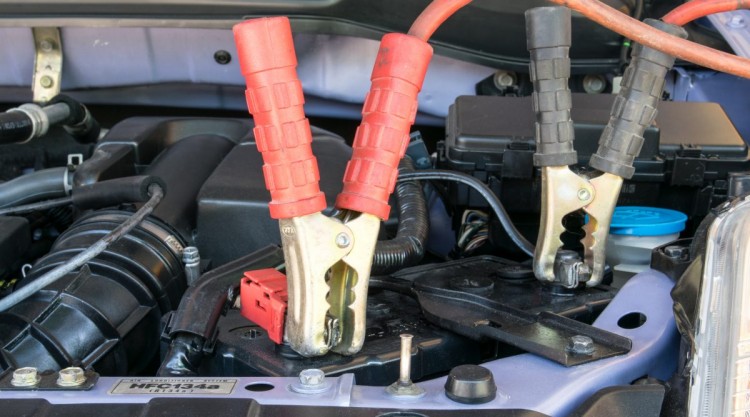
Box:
[280,211,380,356]
[526,7,687,288]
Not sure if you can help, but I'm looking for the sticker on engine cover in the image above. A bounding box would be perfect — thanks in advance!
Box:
[110,378,237,395]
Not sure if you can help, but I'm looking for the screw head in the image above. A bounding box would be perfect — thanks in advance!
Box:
[577,188,592,202]
[40,76,54,89]
[11,367,40,387]
[335,233,351,248]
[299,369,325,387]
[57,367,86,387]
[568,335,595,355]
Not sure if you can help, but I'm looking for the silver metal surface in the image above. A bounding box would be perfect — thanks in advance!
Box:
[32,27,62,103]
[289,369,332,394]
[57,367,86,387]
[11,367,40,387]
[182,246,201,286]
[567,335,595,356]
[386,333,426,399]
[8,103,48,141]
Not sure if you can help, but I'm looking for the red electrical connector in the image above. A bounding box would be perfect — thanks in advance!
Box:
[240,269,288,345]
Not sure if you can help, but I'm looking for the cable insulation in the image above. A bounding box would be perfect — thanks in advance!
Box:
[408,0,473,41]
[663,0,750,26]
[546,0,750,79]
[397,170,535,257]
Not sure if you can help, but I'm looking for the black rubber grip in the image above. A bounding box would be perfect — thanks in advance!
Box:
[589,19,688,179]
[72,175,166,210]
[525,6,577,167]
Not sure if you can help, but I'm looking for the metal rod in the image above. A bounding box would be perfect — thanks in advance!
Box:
[399,333,414,384]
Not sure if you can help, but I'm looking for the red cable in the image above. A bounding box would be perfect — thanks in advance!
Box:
[546,0,750,79]
[408,0,473,41]
[663,0,750,26]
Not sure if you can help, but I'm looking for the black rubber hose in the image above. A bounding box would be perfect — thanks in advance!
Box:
[397,169,535,257]
[0,111,33,144]
[372,158,429,274]
[0,167,69,208]
[48,95,101,144]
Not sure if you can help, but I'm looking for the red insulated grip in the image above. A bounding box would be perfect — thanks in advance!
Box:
[335,33,433,220]
[233,17,326,219]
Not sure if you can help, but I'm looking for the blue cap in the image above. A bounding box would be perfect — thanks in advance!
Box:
[609,206,687,236]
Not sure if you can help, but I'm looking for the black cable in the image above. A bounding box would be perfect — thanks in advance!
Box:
[396,170,535,257]
[0,184,164,312]
[0,196,73,216]
[620,0,645,71]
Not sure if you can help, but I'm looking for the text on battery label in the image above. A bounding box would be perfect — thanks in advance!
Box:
[110,378,237,395]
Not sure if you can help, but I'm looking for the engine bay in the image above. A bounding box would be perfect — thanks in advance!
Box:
[1,1,750,416]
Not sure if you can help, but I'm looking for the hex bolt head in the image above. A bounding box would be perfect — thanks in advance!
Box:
[57,367,86,387]
[664,245,688,260]
[11,367,41,387]
[493,71,516,88]
[40,76,54,89]
[568,335,596,355]
[299,368,325,387]
[335,233,351,248]
[182,246,200,264]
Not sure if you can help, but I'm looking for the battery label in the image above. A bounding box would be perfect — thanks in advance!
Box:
[110,378,237,395]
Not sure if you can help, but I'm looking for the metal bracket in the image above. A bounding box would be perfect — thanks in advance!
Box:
[410,257,631,367]
[32,27,63,104]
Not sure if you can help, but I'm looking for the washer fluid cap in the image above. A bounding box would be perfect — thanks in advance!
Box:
[609,206,687,236]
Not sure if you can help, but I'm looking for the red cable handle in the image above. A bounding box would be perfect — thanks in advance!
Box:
[233,17,326,219]
[335,34,433,220]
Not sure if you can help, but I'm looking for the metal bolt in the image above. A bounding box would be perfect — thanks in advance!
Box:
[39,39,54,52]
[11,367,40,387]
[40,75,54,89]
[57,367,86,387]
[575,263,593,282]
[582,74,606,94]
[567,335,596,355]
[182,246,200,264]
[335,233,351,248]
[493,71,517,88]
[182,246,201,286]
[298,369,325,387]
[385,333,425,398]
[577,188,592,201]
[664,245,688,260]
[729,15,746,28]
[398,334,414,385]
